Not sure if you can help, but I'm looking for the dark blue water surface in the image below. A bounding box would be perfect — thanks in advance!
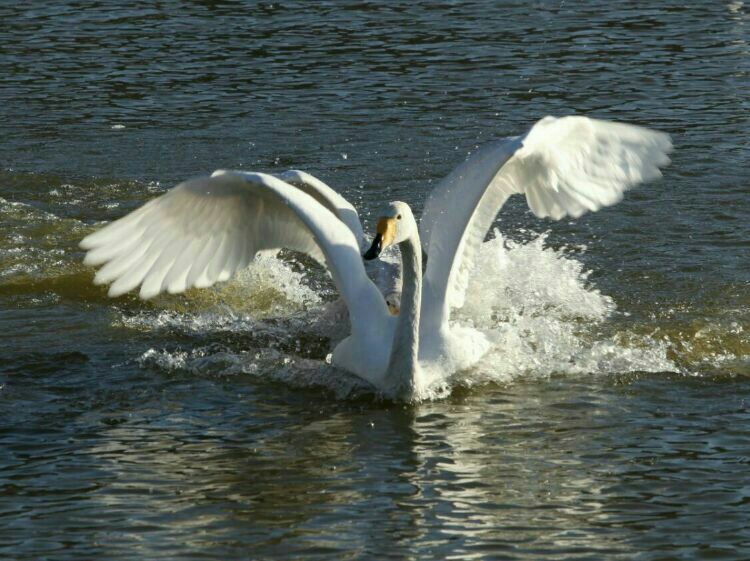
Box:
[1,2,749,559]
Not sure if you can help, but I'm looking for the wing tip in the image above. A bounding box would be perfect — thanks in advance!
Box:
[138,286,159,300]
[82,252,103,267]
[107,284,127,298]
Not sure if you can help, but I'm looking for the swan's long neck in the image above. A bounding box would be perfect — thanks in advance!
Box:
[384,233,422,399]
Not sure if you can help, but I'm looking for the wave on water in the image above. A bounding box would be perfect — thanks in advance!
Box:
[131,255,375,399]
[3,184,746,398]
[0,196,85,281]
[2,182,745,398]
[128,233,680,400]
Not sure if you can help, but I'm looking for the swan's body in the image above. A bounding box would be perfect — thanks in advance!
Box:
[81,116,672,400]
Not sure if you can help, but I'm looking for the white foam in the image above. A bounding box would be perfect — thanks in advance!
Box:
[0,199,81,279]
[460,231,614,326]
[138,347,374,399]
[450,231,675,388]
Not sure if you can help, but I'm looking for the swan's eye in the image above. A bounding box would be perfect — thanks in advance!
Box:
[397,214,402,220]
[386,300,391,306]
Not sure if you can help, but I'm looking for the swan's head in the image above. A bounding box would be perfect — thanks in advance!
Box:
[363,201,416,260]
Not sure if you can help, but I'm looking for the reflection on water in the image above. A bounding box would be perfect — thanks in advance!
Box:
[2,0,750,559]
[7,378,746,559]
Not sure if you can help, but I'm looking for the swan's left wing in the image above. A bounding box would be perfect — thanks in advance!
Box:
[80,171,389,342]
[420,115,672,333]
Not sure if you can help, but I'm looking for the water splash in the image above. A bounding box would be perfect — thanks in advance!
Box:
[0,190,720,398]
[0,197,85,280]
[460,231,614,326]
[138,346,374,400]
[131,231,680,400]
[454,232,676,388]
[5,187,740,398]
[125,254,322,320]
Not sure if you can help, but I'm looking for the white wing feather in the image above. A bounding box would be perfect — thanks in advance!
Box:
[80,170,388,339]
[420,115,672,332]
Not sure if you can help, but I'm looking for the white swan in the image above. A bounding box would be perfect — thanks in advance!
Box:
[80,116,671,401]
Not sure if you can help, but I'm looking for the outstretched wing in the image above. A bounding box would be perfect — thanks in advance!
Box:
[80,170,389,337]
[419,115,672,334]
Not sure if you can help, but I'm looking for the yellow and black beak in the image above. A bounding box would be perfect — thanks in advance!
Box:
[363,217,397,261]
[364,234,382,260]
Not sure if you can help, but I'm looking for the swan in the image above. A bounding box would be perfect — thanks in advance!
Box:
[80,115,672,401]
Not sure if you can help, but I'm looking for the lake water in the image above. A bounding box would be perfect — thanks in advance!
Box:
[1,1,749,559]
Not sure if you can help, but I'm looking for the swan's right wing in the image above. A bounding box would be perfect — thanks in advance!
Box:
[276,169,365,247]
[80,170,389,339]
[420,116,672,333]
